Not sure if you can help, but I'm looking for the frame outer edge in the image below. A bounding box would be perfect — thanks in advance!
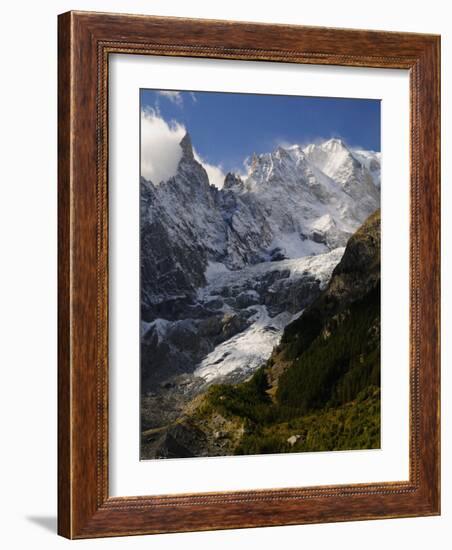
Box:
[427,35,441,515]
[57,11,73,539]
[57,11,441,538]
[410,37,441,517]
[437,35,441,516]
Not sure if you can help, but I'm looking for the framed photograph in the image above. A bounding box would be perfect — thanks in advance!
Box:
[58,11,440,538]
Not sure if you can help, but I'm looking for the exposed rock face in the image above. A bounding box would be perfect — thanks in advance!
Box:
[141,412,244,459]
[140,133,380,322]
[141,248,345,391]
[284,208,381,337]
[140,137,220,321]
[274,209,381,405]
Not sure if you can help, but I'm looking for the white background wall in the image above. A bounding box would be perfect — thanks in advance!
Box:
[0,1,449,548]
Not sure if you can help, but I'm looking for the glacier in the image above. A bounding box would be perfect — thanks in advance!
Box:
[194,248,344,382]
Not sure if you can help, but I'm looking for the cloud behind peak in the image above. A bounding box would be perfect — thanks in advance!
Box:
[141,109,225,189]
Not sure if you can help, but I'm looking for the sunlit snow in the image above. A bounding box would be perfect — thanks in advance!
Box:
[194,248,344,382]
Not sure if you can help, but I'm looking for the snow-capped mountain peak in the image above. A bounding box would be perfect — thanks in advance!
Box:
[321,137,348,151]
[140,134,380,319]
[303,138,353,179]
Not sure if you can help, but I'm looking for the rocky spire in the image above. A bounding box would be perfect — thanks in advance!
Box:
[179,132,194,161]
[223,172,243,190]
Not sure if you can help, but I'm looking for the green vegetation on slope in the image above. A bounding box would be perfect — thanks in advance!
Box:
[197,281,380,455]
[236,386,380,455]
[276,283,380,415]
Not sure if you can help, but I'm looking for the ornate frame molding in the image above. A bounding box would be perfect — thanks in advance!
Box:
[58,11,440,538]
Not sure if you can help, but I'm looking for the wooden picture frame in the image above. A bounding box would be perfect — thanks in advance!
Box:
[58,10,440,539]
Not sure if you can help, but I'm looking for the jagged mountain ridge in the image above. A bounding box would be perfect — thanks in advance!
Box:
[141,134,380,321]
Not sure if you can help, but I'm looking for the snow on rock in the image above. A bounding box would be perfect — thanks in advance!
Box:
[303,139,351,180]
[351,150,381,188]
[140,134,380,320]
[269,232,327,259]
[194,305,294,382]
[194,248,344,382]
[199,247,344,299]
[141,318,171,343]
[204,261,231,282]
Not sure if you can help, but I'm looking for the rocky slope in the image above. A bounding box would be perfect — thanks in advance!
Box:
[273,209,381,410]
[140,248,344,441]
[157,211,381,458]
[141,248,344,385]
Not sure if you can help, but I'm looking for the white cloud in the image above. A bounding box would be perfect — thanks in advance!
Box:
[157,91,183,106]
[141,109,185,184]
[141,109,226,189]
[194,151,226,190]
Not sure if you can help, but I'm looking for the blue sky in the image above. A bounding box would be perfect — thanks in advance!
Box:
[141,89,380,176]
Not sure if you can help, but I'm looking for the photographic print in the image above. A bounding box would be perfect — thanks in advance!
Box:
[140,90,381,460]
